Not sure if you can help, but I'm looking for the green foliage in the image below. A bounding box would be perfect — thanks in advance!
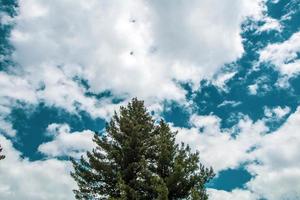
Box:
[0,145,5,160]
[71,98,214,200]
[153,121,215,199]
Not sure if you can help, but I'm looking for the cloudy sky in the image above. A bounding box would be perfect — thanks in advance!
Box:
[0,0,300,199]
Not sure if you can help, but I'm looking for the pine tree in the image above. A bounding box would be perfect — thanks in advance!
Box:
[0,144,5,160]
[71,98,157,199]
[153,120,215,199]
[71,98,214,199]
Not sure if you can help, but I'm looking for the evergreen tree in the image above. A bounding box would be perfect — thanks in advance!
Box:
[71,98,157,199]
[71,98,214,200]
[153,120,214,199]
[0,144,5,160]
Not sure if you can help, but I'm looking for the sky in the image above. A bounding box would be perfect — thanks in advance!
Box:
[0,0,300,199]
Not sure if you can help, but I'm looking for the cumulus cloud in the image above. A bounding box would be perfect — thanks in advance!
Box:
[260,31,300,76]
[0,72,37,103]
[4,0,267,117]
[175,114,268,172]
[0,135,76,200]
[38,123,95,158]
[246,106,300,200]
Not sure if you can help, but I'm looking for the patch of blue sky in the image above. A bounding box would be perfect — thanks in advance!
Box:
[161,100,191,128]
[267,0,291,19]
[7,103,105,161]
[0,0,18,71]
[207,168,252,192]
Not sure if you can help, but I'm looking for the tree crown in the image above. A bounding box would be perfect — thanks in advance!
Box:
[71,98,214,200]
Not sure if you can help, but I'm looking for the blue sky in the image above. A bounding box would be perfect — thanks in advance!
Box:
[0,0,300,199]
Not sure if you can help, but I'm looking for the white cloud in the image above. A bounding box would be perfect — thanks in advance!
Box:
[5,0,266,116]
[10,0,185,102]
[212,72,237,91]
[260,31,300,76]
[38,123,95,158]
[246,106,300,200]
[208,188,257,200]
[0,135,76,200]
[248,83,259,95]
[0,72,37,104]
[175,114,268,172]
[257,17,282,32]
[264,106,290,119]
[0,72,38,136]
[0,119,16,137]
[147,0,263,83]
[35,65,121,119]
[270,0,280,3]
[217,100,241,108]
[247,75,272,96]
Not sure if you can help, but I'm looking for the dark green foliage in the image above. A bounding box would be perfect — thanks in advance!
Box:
[0,144,5,160]
[153,121,215,200]
[71,98,214,200]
